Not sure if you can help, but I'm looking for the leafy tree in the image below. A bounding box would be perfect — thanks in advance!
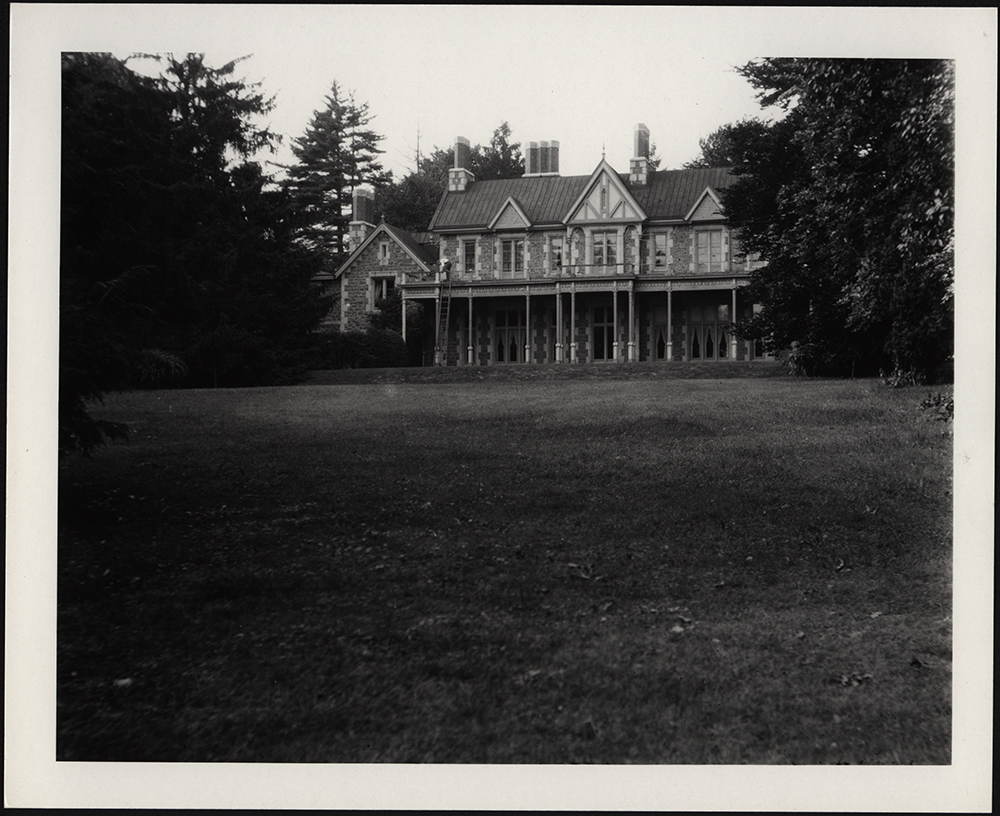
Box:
[684,119,772,168]
[60,52,329,454]
[282,82,390,266]
[724,58,954,381]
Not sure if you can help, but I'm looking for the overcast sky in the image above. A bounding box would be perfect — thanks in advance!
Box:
[81,5,965,181]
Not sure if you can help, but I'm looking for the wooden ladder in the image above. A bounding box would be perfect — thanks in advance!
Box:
[435,275,454,366]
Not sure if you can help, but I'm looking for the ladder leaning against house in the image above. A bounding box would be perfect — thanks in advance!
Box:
[434,260,453,366]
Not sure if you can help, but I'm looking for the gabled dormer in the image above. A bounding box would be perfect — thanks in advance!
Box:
[488,196,532,231]
[564,159,646,225]
[685,187,725,222]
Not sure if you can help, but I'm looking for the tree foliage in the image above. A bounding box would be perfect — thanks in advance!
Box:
[375,122,524,232]
[281,83,390,266]
[723,59,954,381]
[684,119,773,168]
[60,52,329,455]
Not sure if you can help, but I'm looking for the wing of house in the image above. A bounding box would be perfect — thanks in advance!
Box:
[332,126,772,366]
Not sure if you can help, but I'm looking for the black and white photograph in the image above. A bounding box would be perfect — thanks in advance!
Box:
[6,4,995,810]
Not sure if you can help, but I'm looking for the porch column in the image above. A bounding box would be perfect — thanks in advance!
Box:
[612,287,620,361]
[731,286,738,359]
[468,294,475,365]
[666,288,673,362]
[525,292,532,364]
[555,287,564,362]
[401,293,407,343]
[570,290,577,363]
[628,286,636,362]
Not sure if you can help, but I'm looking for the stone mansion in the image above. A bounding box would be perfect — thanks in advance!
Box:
[323,125,772,366]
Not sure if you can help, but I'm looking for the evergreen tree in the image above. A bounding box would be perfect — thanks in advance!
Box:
[282,82,389,267]
[60,52,329,454]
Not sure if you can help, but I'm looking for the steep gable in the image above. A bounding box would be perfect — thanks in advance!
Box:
[564,160,646,225]
[334,221,435,280]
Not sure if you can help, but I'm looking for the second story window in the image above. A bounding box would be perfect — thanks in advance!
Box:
[463,240,476,275]
[653,233,668,270]
[501,238,524,279]
[696,230,723,274]
[550,236,563,272]
[593,231,617,271]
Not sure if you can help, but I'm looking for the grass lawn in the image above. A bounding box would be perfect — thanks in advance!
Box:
[57,371,953,763]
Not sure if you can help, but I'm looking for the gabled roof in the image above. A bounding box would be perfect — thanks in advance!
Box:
[564,158,646,224]
[429,175,590,231]
[630,166,733,222]
[333,221,437,280]
[429,165,735,231]
[684,186,725,221]
[488,195,533,230]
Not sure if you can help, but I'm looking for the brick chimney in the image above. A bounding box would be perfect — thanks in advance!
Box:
[524,139,560,177]
[526,141,539,175]
[629,123,651,186]
[348,185,375,252]
[448,136,475,192]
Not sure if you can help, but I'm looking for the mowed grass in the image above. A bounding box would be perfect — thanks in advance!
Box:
[57,374,953,763]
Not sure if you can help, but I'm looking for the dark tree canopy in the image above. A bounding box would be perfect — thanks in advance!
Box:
[60,52,329,455]
[722,58,954,381]
[281,82,390,267]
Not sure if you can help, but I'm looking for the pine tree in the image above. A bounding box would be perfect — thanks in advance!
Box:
[282,82,389,267]
[60,52,330,454]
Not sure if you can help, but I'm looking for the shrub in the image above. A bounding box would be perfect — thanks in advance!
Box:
[316,328,408,369]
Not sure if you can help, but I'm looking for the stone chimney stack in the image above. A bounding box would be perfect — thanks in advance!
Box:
[629,123,651,186]
[348,185,375,252]
[448,136,475,192]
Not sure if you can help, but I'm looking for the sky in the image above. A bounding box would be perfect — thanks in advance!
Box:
[7,4,998,811]
[111,5,793,181]
[55,4,992,183]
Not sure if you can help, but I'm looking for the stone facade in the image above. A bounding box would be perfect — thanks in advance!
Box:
[325,128,776,367]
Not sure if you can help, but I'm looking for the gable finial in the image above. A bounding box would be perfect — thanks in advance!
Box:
[602,142,606,160]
